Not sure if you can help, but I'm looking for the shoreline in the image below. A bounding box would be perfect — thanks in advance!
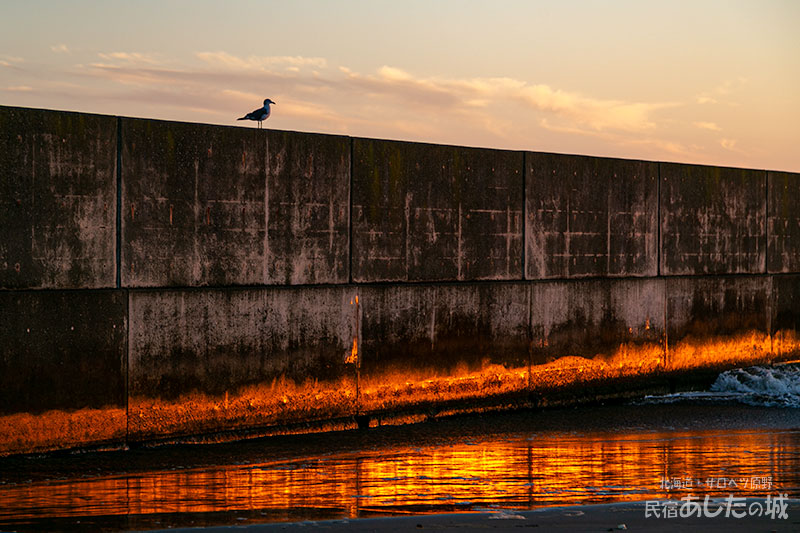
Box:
[152,500,800,533]
[2,403,799,532]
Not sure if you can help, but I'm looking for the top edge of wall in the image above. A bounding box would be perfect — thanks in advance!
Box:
[4,104,797,174]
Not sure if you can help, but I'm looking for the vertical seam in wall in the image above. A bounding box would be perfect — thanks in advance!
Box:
[522,152,533,395]
[657,163,661,277]
[765,170,773,356]
[522,151,527,280]
[768,274,774,356]
[659,165,666,369]
[116,117,122,289]
[764,170,769,275]
[527,282,533,393]
[125,288,130,445]
[349,137,358,419]
[263,132,270,284]
[663,278,669,370]
[117,117,129,445]
[349,137,354,285]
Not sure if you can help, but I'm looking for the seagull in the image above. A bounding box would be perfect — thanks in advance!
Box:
[237,98,275,128]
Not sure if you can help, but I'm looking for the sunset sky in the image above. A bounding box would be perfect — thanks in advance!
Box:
[1,1,798,171]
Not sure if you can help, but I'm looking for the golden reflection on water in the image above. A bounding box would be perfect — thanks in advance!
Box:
[2,426,798,525]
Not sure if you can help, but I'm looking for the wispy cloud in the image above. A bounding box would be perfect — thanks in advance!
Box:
[45,50,697,162]
[540,118,694,158]
[0,55,24,68]
[9,48,741,167]
[696,78,748,107]
[220,88,262,102]
[696,95,718,105]
[515,84,673,132]
[50,44,70,54]
[196,51,327,71]
[97,52,163,65]
[338,65,676,133]
[3,85,33,92]
[338,65,461,108]
[75,51,675,134]
[693,121,722,132]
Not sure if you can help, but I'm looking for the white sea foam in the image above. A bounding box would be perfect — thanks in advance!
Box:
[709,363,800,407]
[640,362,800,408]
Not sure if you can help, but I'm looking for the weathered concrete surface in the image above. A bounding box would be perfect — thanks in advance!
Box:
[528,279,665,400]
[128,286,358,440]
[772,275,800,358]
[0,106,117,289]
[4,105,800,455]
[121,120,349,287]
[0,290,126,454]
[358,283,530,415]
[530,278,664,362]
[357,279,669,417]
[352,139,523,282]
[526,153,658,279]
[660,163,766,275]
[665,276,771,370]
[767,171,800,273]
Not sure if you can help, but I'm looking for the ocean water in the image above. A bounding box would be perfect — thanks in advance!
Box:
[1,364,799,531]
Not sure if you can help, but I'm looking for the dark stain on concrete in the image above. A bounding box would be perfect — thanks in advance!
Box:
[0,106,117,289]
[121,119,349,287]
[526,153,658,279]
[767,171,800,273]
[352,139,523,282]
[660,163,766,275]
[0,290,126,415]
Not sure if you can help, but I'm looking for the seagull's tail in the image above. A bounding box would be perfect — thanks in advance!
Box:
[237,116,248,120]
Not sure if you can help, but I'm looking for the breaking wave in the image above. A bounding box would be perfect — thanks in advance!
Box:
[639,362,800,408]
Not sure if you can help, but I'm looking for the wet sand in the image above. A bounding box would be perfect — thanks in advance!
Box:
[154,500,800,533]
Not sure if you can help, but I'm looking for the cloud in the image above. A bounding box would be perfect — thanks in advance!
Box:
[721,138,738,151]
[3,85,33,92]
[337,66,674,133]
[97,52,162,65]
[515,83,673,132]
[338,65,460,108]
[0,55,24,68]
[196,51,327,71]
[539,117,600,137]
[79,50,673,136]
[540,118,693,158]
[50,44,70,54]
[696,78,748,107]
[85,64,176,87]
[37,50,701,165]
[221,88,262,102]
[623,137,693,158]
[693,121,722,132]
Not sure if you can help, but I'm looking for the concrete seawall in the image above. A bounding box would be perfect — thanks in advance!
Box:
[1,105,799,455]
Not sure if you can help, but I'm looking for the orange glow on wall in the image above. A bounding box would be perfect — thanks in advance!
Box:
[5,324,798,455]
[667,331,775,371]
[346,337,358,365]
[0,407,126,456]
[128,376,358,442]
[124,330,797,445]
